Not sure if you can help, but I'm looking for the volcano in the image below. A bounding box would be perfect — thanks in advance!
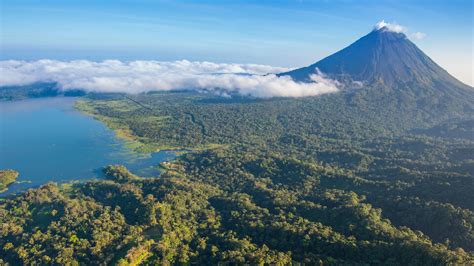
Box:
[280,25,472,94]
[279,23,474,132]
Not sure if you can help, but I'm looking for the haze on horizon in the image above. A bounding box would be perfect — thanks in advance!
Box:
[0,0,472,86]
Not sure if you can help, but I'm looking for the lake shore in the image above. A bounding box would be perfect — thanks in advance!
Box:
[75,98,226,153]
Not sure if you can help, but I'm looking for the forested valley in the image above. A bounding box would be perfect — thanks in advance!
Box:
[1,91,473,264]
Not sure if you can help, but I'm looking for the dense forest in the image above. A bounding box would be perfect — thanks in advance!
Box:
[1,91,473,264]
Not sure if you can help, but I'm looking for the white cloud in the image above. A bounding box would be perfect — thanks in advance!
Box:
[0,60,339,98]
[411,32,427,40]
[374,20,404,33]
[374,20,427,42]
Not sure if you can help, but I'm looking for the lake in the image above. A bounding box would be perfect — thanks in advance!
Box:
[0,97,176,196]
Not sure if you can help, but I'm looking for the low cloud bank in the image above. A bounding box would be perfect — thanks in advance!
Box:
[0,60,339,98]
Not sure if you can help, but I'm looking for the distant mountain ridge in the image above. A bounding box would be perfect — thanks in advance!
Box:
[0,83,85,101]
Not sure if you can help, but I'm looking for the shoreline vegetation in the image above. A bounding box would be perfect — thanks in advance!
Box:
[75,99,227,153]
[0,169,19,193]
[75,100,149,152]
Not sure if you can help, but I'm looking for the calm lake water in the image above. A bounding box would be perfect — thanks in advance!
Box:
[0,97,176,196]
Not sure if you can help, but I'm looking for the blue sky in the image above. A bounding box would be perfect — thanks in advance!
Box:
[1,0,472,84]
